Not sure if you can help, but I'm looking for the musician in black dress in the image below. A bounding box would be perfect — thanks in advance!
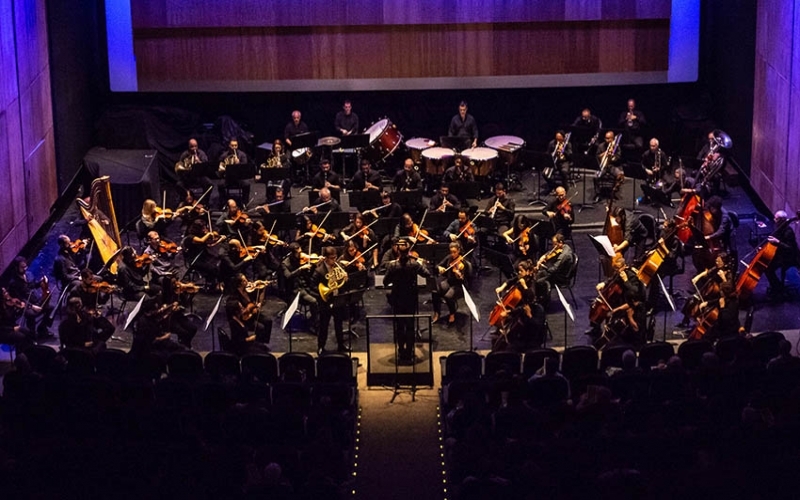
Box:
[256,138,292,198]
[493,260,546,350]
[448,101,478,150]
[183,219,223,289]
[618,98,646,150]
[58,297,113,354]
[766,210,800,299]
[226,273,271,351]
[586,254,647,346]
[545,130,572,191]
[334,100,359,137]
[432,243,472,325]
[393,159,423,191]
[384,238,431,363]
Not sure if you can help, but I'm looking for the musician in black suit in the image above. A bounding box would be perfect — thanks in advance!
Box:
[545,130,573,191]
[311,159,342,192]
[593,131,624,203]
[284,110,309,147]
[618,98,646,150]
[393,158,423,191]
[442,155,475,184]
[448,101,478,150]
[384,238,431,363]
[175,138,212,195]
[218,138,250,204]
[350,158,382,191]
[312,246,348,354]
[429,183,461,213]
[334,100,359,137]
[766,210,799,300]
[571,108,603,148]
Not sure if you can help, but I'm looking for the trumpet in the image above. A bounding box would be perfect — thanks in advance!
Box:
[319,262,348,302]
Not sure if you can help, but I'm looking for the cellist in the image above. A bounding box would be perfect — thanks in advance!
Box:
[765,210,800,300]
[692,195,734,272]
[585,253,647,346]
[492,260,545,350]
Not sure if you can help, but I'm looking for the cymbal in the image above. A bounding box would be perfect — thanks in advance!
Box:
[318,136,341,147]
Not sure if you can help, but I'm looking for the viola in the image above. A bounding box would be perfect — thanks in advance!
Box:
[158,240,179,255]
[225,210,251,225]
[82,279,117,294]
[154,207,175,220]
[133,253,154,268]
[517,226,533,256]
[555,196,574,219]
[300,253,323,266]
[69,239,88,253]
[245,279,274,293]
[411,223,435,244]
[174,281,201,294]
[256,229,287,247]
[306,224,335,242]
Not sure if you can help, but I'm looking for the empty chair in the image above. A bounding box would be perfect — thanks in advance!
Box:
[677,339,714,370]
[167,350,204,379]
[316,352,355,384]
[560,345,599,381]
[638,342,675,370]
[95,348,131,380]
[523,348,560,377]
[751,331,786,366]
[279,352,316,382]
[61,348,96,376]
[599,344,635,371]
[22,344,59,375]
[444,350,483,384]
[204,351,241,379]
[484,351,522,378]
[241,353,278,384]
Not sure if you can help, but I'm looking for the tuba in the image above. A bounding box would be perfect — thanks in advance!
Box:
[319,262,348,302]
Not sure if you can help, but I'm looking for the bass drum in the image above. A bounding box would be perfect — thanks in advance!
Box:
[422,147,455,175]
[462,147,498,177]
[406,137,435,165]
[363,118,403,162]
[291,147,313,165]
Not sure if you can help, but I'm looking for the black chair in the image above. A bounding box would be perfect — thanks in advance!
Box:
[204,351,241,379]
[279,352,316,381]
[484,351,522,378]
[23,344,59,375]
[751,331,786,366]
[316,352,355,384]
[714,335,752,365]
[599,344,635,371]
[570,372,610,398]
[444,350,483,383]
[677,339,714,370]
[639,213,657,249]
[241,353,279,383]
[95,348,131,380]
[560,345,599,381]
[167,350,204,379]
[551,253,579,307]
[523,348,560,378]
[638,341,675,369]
[526,376,570,407]
[61,348,97,376]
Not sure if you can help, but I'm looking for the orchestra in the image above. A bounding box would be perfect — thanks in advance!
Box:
[7,100,799,365]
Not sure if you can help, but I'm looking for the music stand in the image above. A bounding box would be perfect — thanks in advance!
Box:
[622,162,648,212]
[281,292,302,353]
[641,184,673,210]
[222,163,257,181]
[186,161,218,179]
[519,149,551,206]
[337,134,370,177]
[393,190,423,212]
[554,285,575,349]
[348,190,382,212]
[462,285,480,351]
[657,274,676,342]
[332,289,365,353]
[204,294,224,352]
[440,135,468,152]
[257,167,291,184]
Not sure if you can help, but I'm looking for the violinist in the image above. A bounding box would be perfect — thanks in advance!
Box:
[442,155,475,184]
[444,209,477,254]
[7,256,54,340]
[312,246,349,354]
[224,296,271,356]
[502,215,537,268]
[311,159,342,192]
[484,183,515,235]
[766,210,800,300]
[692,195,733,272]
[219,239,256,289]
[430,183,461,213]
[217,199,253,238]
[350,158,382,191]
[393,213,435,245]
[218,138,250,204]
[341,240,368,273]
[130,297,186,360]
[384,237,431,363]
[393,158,423,191]
[139,199,169,238]
[545,130,572,192]
[182,219,223,290]
[303,187,341,214]
[296,215,335,255]
[175,138,212,196]
[341,214,379,265]
[72,268,115,314]
[0,287,35,351]
[117,246,162,301]
[432,242,472,325]
[143,231,178,277]
[58,297,113,354]
[542,186,574,240]
[248,220,285,279]
[53,235,86,289]
[174,189,208,230]
[281,242,320,332]
[585,254,647,347]
[533,234,574,301]
[593,131,624,203]
[226,273,272,352]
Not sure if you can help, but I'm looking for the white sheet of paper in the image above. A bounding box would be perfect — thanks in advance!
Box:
[589,234,617,257]
[282,292,301,330]
[555,285,575,322]
[462,285,480,322]
[124,295,146,331]
[204,294,224,331]
[657,274,676,312]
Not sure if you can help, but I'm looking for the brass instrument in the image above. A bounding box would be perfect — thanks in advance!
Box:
[218,152,240,172]
[552,132,571,162]
[262,155,283,169]
[597,134,622,178]
[319,262,349,302]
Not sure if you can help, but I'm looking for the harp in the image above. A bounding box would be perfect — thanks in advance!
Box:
[76,176,122,273]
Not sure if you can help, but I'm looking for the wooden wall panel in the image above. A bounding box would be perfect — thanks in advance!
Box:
[24,129,56,234]
[13,0,48,89]
[133,21,670,83]
[0,0,17,110]
[131,0,670,28]
[19,70,52,159]
[756,0,793,76]
[0,105,28,245]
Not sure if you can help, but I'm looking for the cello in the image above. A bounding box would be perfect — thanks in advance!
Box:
[674,192,701,244]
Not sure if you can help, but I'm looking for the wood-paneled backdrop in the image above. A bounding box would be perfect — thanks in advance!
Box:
[751,0,800,234]
[132,0,671,87]
[0,0,56,270]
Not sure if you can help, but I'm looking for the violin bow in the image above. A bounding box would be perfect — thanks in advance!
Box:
[443,248,474,272]
[456,212,482,240]
[309,209,333,254]
[194,185,213,210]
[511,221,541,244]
[344,218,379,241]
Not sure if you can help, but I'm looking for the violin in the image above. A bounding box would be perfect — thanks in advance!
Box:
[555,195,574,219]
[411,223,435,244]
[306,224,335,242]
[69,239,88,253]
[255,226,287,247]
[225,210,251,225]
[4,296,26,309]
[300,253,323,266]
[245,279,273,293]
[158,240,180,255]
[82,279,117,294]
[174,281,201,294]
[133,253,155,268]
[154,207,175,221]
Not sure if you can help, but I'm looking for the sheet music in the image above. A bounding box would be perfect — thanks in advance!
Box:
[204,294,224,331]
[657,275,676,312]
[589,234,617,257]
[462,285,480,322]
[124,295,146,331]
[555,285,575,322]
[282,292,301,330]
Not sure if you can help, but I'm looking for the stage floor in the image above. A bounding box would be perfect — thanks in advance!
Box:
[21,168,800,357]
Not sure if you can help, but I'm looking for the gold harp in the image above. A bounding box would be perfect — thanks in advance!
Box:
[76,176,122,273]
